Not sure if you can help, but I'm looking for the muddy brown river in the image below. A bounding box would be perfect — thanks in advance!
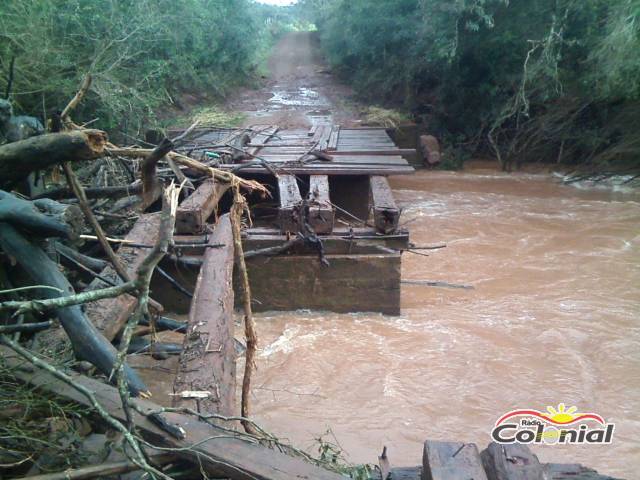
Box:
[246,169,639,478]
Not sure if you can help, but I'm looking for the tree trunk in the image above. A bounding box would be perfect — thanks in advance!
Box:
[0,190,83,240]
[0,130,107,188]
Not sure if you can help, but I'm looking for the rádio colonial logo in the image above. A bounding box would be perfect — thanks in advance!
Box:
[491,403,614,445]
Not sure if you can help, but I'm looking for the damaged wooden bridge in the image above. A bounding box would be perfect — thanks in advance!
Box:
[166,123,415,315]
[0,120,620,480]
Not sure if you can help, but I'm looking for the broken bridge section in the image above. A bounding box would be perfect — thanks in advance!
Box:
[167,123,414,315]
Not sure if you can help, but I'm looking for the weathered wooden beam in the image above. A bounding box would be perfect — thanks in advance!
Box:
[240,253,401,315]
[173,215,235,417]
[175,227,410,255]
[3,351,344,480]
[330,149,416,156]
[480,443,544,480]
[84,213,163,341]
[307,175,334,234]
[175,179,229,234]
[422,441,487,480]
[327,125,340,151]
[277,174,301,233]
[370,175,400,234]
[246,125,279,158]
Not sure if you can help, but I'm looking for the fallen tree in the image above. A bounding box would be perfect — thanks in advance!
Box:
[0,129,108,188]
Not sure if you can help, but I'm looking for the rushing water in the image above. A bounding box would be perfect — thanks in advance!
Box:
[246,169,640,478]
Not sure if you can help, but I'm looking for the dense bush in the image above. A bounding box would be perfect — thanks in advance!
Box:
[0,0,273,134]
[304,0,640,171]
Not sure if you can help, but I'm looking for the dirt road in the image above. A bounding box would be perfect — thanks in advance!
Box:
[226,31,362,129]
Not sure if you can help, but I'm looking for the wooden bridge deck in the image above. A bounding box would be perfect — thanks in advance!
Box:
[172,124,415,175]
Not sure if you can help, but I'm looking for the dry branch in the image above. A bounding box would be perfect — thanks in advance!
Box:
[61,73,92,122]
[62,162,130,282]
[107,147,269,196]
[230,187,259,436]
[141,138,174,209]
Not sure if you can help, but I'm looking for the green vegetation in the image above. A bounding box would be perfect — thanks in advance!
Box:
[0,0,293,136]
[303,0,640,172]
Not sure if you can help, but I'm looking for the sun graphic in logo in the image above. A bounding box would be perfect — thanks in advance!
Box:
[543,403,579,424]
[495,403,606,426]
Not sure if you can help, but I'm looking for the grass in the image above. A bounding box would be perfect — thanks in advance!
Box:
[0,358,90,477]
[170,105,246,129]
[361,106,411,129]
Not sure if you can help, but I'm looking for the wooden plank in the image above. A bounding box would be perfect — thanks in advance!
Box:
[173,215,235,417]
[260,155,410,165]
[277,174,302,233]
[370,176,400,234]
[243,234,407,254]
[246,125,279,157]
[481,443,544,480]
[327,125,340,151]
[218,164,415,176]
[331,149,416,156]
[3,351,344,480]
[307,175,334,234]
[422,441,488,480]
[175,179,229,234]
[316,125,331,151]
[239,253,401,315]
[84,213,162,341]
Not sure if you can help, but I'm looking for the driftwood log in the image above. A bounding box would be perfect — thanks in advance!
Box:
[0,223,148,395]
[0,129,107,188]
[0,190,82,240]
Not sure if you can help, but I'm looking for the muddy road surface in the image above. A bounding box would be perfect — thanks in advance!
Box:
[226,32,361,129]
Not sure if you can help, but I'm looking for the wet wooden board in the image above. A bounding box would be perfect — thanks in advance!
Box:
[370,176,400,234]
[480,443,544,480]
[175,179,229,234]
[173,215,235,418]
[3,351,344,480]
[84,213,162,341]
[219,163,414,176]
[246,125,279,157]
[239,253,401,315]
[174,125,415,175]
[423,441,488,480]
[327,125,340,151]
[243,225,410,252]
[277,174,301,233]
[307,175,334,234]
